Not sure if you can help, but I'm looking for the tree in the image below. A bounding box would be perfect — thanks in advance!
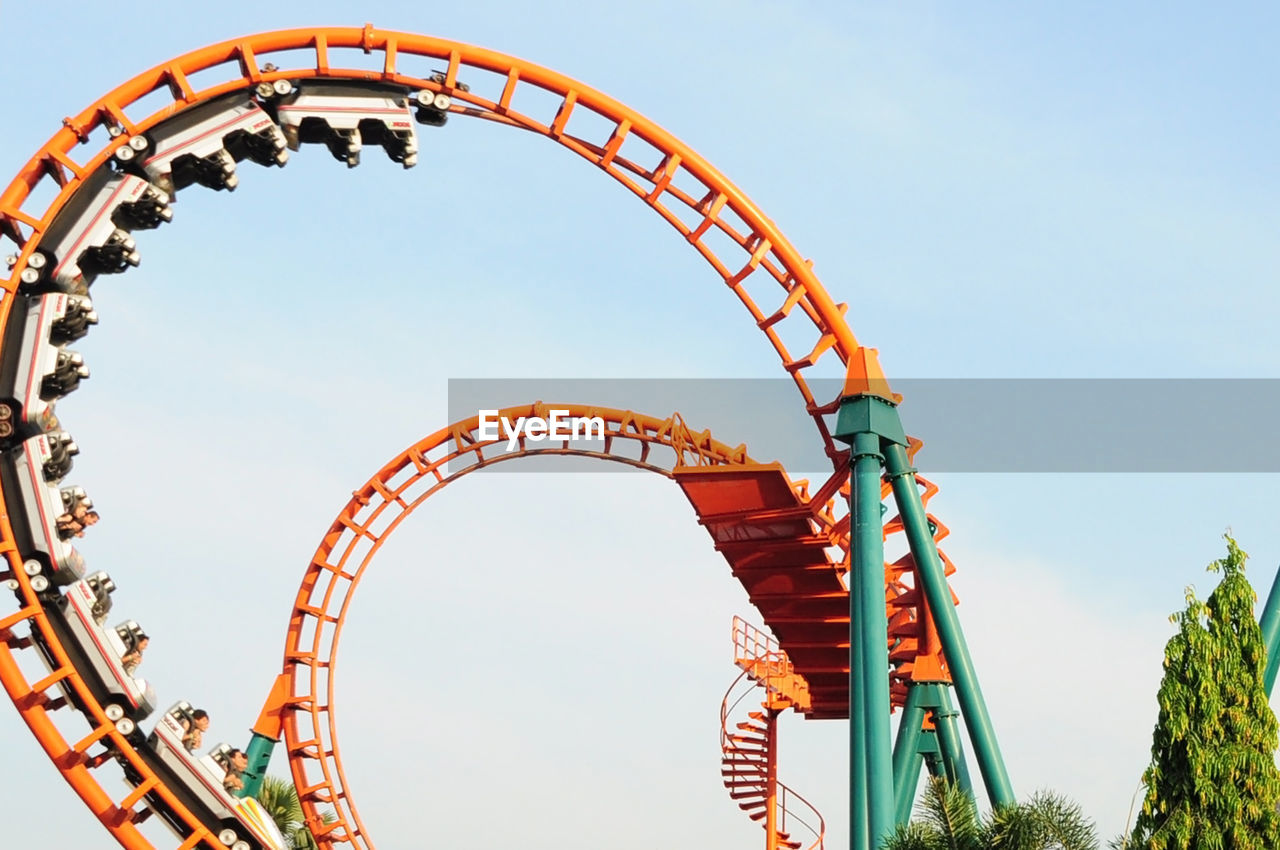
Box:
[883,776,1098,850]
[1128,535,1280,849]
[254,775,336,850]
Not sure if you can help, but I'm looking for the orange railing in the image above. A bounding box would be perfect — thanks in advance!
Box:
[776,782,825,850]
[731,615,811,710]
[720,667,762,752]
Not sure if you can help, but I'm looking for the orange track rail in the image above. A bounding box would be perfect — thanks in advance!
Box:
[0,23,859,474]
[281,403,766,847]
[278,403,957,849]
[0,26,954,850]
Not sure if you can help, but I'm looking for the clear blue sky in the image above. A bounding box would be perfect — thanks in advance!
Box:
[0,2,1277,847]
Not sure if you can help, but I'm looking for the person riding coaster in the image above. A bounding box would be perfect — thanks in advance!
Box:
[132,703,287,850]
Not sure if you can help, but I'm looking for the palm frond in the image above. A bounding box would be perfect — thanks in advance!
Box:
[253,774,334,850]
[882,820,944,850]
[916,777,980,850]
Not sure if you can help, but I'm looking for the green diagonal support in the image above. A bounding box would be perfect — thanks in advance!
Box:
[883,440,1014,807]
[892,685,926,825]
[1260,564,1280,695]
[931,684,973,798]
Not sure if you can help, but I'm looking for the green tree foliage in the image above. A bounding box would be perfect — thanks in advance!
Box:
[1128,535,1280,849]
[254,775,336,850]
[882,776,1098,850]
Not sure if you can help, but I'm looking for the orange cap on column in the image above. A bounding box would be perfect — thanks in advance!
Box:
[842,347,901,403]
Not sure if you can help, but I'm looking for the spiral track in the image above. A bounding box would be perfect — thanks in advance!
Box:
[0,25,963,850]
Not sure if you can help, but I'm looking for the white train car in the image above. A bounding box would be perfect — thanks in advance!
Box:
[30,573,156,735]
[22,168,171,293]
[272,81,420,168]
[130,703,287,850]
[120,92,288,195]
[0,291,97,440]
[0,432,85,591]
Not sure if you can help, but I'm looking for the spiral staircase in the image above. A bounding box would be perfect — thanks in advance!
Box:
[721,616,824,850]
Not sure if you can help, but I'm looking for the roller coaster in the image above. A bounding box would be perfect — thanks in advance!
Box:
[0,25,1018,850]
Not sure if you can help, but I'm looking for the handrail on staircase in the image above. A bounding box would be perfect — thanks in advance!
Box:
[733,615,791,670]
[778,781,826,850]
[731,615,811,709]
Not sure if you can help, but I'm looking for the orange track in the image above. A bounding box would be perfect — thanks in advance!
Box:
[280,403,767,846]
[0,26,956,850]
[277,403,957,848]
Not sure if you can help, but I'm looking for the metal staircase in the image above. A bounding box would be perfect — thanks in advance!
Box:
[721,617,824,850]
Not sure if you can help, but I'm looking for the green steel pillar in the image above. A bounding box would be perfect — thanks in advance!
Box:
[883,441,1014,807]
[854,430,895,847]
[894,750,924,826]
[892,682,975,824]
[238,731,277,799]
[837,394,906,849]
[891,684,926,799]
[1260,564,1280,695]
[849,449,871,850]
[852,666,868,850]
[930,684,973,798]
[920,729,945,779]
[892,685,926,826]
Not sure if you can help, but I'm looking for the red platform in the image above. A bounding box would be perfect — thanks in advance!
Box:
[675,463,854,719]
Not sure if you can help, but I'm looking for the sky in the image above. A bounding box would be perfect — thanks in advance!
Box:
[0,1,1278,848]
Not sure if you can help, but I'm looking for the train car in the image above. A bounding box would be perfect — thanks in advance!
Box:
[117,91,289,196]
[270,81,420,168]
[127,703,287,850]
[0,432,85,591]
[20,168,171,293]
[0,291,97,441]
[412,72,463,128]
[27,573,156,735]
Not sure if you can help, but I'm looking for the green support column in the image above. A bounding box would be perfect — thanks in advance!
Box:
[920,729,945,779]
[891,685,925,796]
[854,430,895,847]
[849,433,870,850]
[883,441,1014,807]
[1260,564,1280,695]
[238,731,277,799]
[894,751,924,826]
[891,685,926,825]
[930,684,973,798]
[892,683,975,824]
[837,393,905,850]
[852,651,868,850]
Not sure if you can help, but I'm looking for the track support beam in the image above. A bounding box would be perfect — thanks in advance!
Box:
[837,348,1014,846]
[240,673,290,798]
[851,636,868,849]
[835,350,906,850]
[240,732,276,799]
[891,684,976,825]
